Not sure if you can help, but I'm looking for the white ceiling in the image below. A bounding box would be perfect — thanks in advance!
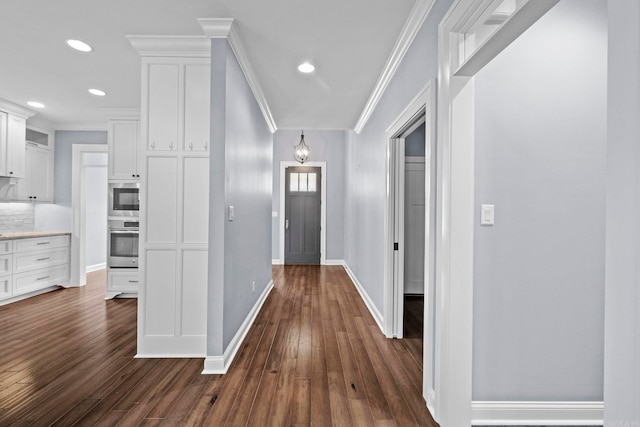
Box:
[0,0,419,131]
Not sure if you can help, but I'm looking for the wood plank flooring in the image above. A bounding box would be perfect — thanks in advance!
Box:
[0,266,438,426]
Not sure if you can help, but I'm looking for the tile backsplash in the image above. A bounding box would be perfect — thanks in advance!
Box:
[0,203,35,233]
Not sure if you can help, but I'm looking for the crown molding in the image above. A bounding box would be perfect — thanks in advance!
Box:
[54,122,108,131]
[0,98,37,119]
[102,108,141,121]
[126,35,211,58]
[198,18,277,133]
[354,0,435,134]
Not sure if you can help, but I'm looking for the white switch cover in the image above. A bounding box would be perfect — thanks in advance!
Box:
[228,206,234,221]
[480,204,494,225]
[272,211,278,217]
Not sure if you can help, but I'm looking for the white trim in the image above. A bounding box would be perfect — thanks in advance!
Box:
[343,263,384,333]
[354,0,435,133]
[471,401,604,426]
[272,259,283,265]
[0,98,36,119]
[202,279,274,374]
[86,262,106,273]
[325,259,345,266]
[126,35,211,57]
[54,122,108,131]
[199,18,277,133]
[278,161,326,266]
[70,144,108,288]
[102,108,140,121]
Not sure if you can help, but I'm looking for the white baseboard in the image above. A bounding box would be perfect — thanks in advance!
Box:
[325,259,345,266]
[471,401,604,425]
[343,263,384,333]
[86,262,106,273]
[272,259,283,265]
[202,279,274,374]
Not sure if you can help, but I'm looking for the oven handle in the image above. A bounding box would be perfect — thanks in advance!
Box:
[109,229,140,233]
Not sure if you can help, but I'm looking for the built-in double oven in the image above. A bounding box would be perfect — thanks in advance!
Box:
[108,183,139,269]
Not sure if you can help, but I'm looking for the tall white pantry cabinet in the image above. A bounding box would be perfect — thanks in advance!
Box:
[132,38,211,356]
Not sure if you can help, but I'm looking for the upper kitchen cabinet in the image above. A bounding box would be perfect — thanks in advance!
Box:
[0,99,36,179]
[144,59,210,152]
[108,119,140,180]
[13,127,54,202]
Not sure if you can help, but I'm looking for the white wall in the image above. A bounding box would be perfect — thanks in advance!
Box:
[472,0,607,401]
[344,0,453,314]
[207,39,273,356]
[604,0,640,423]
[84,152,107,270]
[272,129,346,261]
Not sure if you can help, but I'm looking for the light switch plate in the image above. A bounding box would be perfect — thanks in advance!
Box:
[480,204,494,225]
[228,206,234,221]
[272,211,278,217]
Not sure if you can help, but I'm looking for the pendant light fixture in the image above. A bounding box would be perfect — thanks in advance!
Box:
[294,130,310,164]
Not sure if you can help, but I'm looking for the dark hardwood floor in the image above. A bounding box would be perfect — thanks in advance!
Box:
[0,266,438,426]
[403,294,424,367]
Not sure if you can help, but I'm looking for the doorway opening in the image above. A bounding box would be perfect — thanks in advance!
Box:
[284,166,322,265]
[278,161,326,265]
[384,81,436,410]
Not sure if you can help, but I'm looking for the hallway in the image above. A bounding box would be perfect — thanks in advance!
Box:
[0,266,437,426]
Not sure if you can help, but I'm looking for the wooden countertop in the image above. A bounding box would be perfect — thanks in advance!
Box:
[0,231,71,241]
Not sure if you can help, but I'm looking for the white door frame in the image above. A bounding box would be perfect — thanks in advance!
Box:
[70,144,108,287]
[278,161,326,265]
[435,1,559,425]
[384,81,436,411]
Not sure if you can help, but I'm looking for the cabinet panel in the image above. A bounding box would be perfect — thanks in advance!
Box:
[13,265,68,296]
[182,157,209,244]
[13,247,69,274]
[146,157,178,243]
[31,147,52,201]
[0,113,7,176]
[108,270,139,292]
[144,250,176,336]
[148,64,179,151]
[109,120,139,179]
[0,241,12,255]
[6,115,26,178]
[184,64,210,152]
[181,250,207,336]
[0,254,12,277]
[0,275,11,299]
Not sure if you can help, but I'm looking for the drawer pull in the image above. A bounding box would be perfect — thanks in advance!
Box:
[36,275,50,281]
[36,242,50,245]
[128,280,139,283]
[36,257,50,261]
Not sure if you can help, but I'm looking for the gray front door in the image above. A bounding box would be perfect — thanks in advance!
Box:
[285,166,321,265]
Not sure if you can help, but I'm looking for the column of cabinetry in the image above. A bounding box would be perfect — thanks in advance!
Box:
[108,119,140,180]
[133,41,210,356]
[0,99,35,179]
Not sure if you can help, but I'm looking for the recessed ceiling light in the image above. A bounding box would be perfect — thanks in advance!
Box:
[27,101,45,109]
[66,39,92,52]
[88,88,106,96]
[298,62,315,73]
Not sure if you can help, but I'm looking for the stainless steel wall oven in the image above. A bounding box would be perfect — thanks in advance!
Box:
[108,219,139,268]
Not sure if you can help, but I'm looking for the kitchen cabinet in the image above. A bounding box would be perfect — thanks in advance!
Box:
[0,234,70,304]
[13,142,53,202]
[106,269,138,299]
[0,112,26,178]
[108,119,140,180]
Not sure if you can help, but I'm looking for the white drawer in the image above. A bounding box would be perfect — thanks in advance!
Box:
[0,240,12,255]
[108,271,139,293]
[14,265,69,296]
[13,247,69,274]
[14,235,69,253]
[0,254,12,277]
[0,275,12,300]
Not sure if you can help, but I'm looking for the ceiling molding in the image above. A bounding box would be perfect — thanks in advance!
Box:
[354,0,435,134]
[0,98,37,119]
[102,108,141,121]
[199,18,278,133]
[54,122,109,131]
[126,35,211,58]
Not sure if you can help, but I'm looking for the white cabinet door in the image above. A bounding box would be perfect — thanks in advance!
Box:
[0,112,7,176]
[182,157,209,244]
[13,145,52,202]
[109,120,140,180]
[146,157,178,243]
[184,64,210,152]
[6,115,26,178]
[148,64,179,151]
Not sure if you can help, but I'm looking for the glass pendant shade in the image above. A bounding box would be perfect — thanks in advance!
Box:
[294,131,310,164]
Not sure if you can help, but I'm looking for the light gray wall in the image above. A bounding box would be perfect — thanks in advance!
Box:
[207,39,273,356]
[472,0,606,401]
[344,0,453,313]
[405,123,425,157]
[272,129,346,261]
[604,0,640,423]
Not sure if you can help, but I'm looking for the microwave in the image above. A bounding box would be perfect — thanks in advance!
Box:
[109,182,140,217]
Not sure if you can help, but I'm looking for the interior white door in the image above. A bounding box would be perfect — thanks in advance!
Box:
[404,157,426,294]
